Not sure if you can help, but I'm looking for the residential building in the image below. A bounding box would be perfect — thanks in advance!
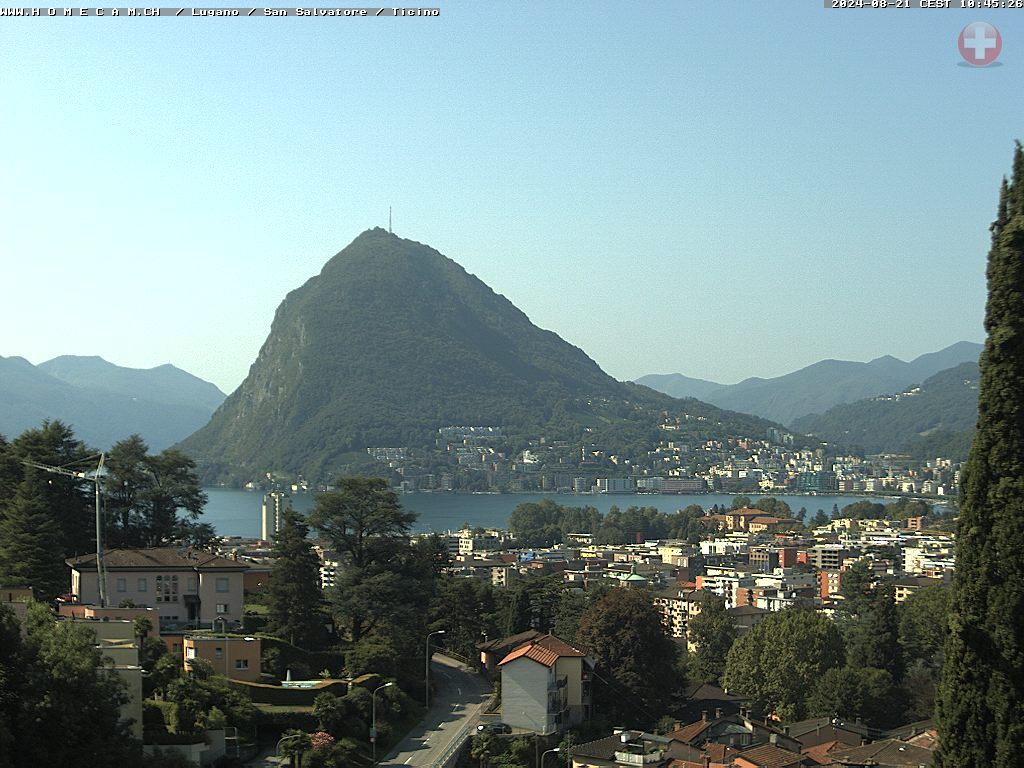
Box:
[58,604,162,639]
[183,634,261,682]
[477,629,544,672]
[261,491,292,542]
[498,633,593,734]
[67,548,249,630]
[569,730,685,768]
[0,585,32,629]
[69,617,144,742]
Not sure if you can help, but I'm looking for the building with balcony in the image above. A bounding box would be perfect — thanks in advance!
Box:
[498,633,594,734]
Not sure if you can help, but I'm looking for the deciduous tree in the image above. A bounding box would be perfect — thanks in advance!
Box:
[577,588,680,723]
[686,592,736,685]
[722,608,844,721]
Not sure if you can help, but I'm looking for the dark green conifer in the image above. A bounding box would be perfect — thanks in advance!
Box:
[265,507,325,649]
[936,141,1024,767]
[0,474,67,601]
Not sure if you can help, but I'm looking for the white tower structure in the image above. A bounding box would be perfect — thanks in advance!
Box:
[261,491,292,542]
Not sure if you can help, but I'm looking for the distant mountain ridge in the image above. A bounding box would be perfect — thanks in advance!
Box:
[0,355,225,451]
[178,228,788,482]
[791,361,980,457]
[636,340,983,426]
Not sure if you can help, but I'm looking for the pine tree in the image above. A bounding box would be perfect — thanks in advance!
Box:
[0,474,67,601]
[266,507,325,649]
[936,142,1024,767]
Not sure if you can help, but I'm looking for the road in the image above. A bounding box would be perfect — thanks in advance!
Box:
[379,654,493,768]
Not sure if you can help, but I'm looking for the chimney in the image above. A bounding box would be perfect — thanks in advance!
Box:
[701,710,709,723]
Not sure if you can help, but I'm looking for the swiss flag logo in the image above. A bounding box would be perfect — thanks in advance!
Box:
[959,22,1001,67]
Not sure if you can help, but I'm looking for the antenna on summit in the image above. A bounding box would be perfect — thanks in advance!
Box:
[389,206,392,233]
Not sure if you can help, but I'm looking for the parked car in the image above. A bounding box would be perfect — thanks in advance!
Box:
[477,722,512,734]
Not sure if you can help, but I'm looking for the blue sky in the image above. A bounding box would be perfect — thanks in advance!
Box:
[1,2,1020,393]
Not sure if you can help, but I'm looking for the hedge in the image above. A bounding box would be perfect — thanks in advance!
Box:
[227,678,349,706]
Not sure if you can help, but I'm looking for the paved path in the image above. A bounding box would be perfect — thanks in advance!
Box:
[379,654,493,768]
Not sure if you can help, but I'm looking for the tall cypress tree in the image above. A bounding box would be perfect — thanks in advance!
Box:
[265,507,325,649]
[936,142,1024,767]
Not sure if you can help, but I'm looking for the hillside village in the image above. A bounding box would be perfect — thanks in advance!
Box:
[243,423,962,499]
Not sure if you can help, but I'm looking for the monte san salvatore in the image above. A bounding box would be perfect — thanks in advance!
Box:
[177,228,780,485]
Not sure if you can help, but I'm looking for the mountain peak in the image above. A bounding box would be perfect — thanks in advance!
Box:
[177,231,779,482]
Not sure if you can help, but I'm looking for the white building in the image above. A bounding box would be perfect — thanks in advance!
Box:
[261,491,292,542]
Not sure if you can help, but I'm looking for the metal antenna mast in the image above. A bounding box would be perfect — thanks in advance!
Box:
[23,453,108,607]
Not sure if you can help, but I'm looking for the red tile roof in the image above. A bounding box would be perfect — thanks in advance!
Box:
[734,743,808,767]
[497,633,587,668]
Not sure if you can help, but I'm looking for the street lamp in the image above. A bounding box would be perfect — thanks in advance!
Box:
[425,629,446,709]
[540,747,561,768]
[371,681,394,766]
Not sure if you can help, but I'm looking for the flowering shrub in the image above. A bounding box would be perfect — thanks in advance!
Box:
[311,731,336,750]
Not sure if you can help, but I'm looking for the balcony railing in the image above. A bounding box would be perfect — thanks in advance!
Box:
[614,751,663,765]
[547,675,568,691]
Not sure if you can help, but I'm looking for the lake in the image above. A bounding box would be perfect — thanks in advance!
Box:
[202,488,896,538]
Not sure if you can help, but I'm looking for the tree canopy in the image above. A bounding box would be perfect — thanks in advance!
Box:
[722,608,844,721]
[577,588,680,724]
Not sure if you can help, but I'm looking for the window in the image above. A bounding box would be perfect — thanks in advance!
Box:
[116,578,127,592]
[156,574,179,604]
[216,603,229,614]
[187,576,197,593]
[215,647,223,659]
[137,578,147,592]
[235,659,249,670]
[215,577,230,593]
[185,647,196,659]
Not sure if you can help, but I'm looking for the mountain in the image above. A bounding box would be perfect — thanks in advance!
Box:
[0,355,226,451]
[633,372,724,401]
[636,342,983,426]
[791,361,980,457]
[39,355,225,412]
[178,229,786,482]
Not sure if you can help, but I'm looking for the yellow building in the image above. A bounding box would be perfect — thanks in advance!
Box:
[183,634,262,682]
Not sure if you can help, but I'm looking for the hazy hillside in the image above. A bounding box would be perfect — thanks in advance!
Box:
[791,361,980,457]
[636,341,982,426]
[633,372,724,401]
[0,355,225,451]
[178,229,787,482]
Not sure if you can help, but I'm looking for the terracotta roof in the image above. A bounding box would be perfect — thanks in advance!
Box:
[667,718,715,745]
[67,547,248,571]
[801,741,844,765]
[497,633,586,668]
[701,742,740,763]
[734,743,808,767]
[827,739,935,767]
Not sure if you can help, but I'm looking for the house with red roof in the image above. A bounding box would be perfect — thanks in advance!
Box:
[498,633,594,734]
